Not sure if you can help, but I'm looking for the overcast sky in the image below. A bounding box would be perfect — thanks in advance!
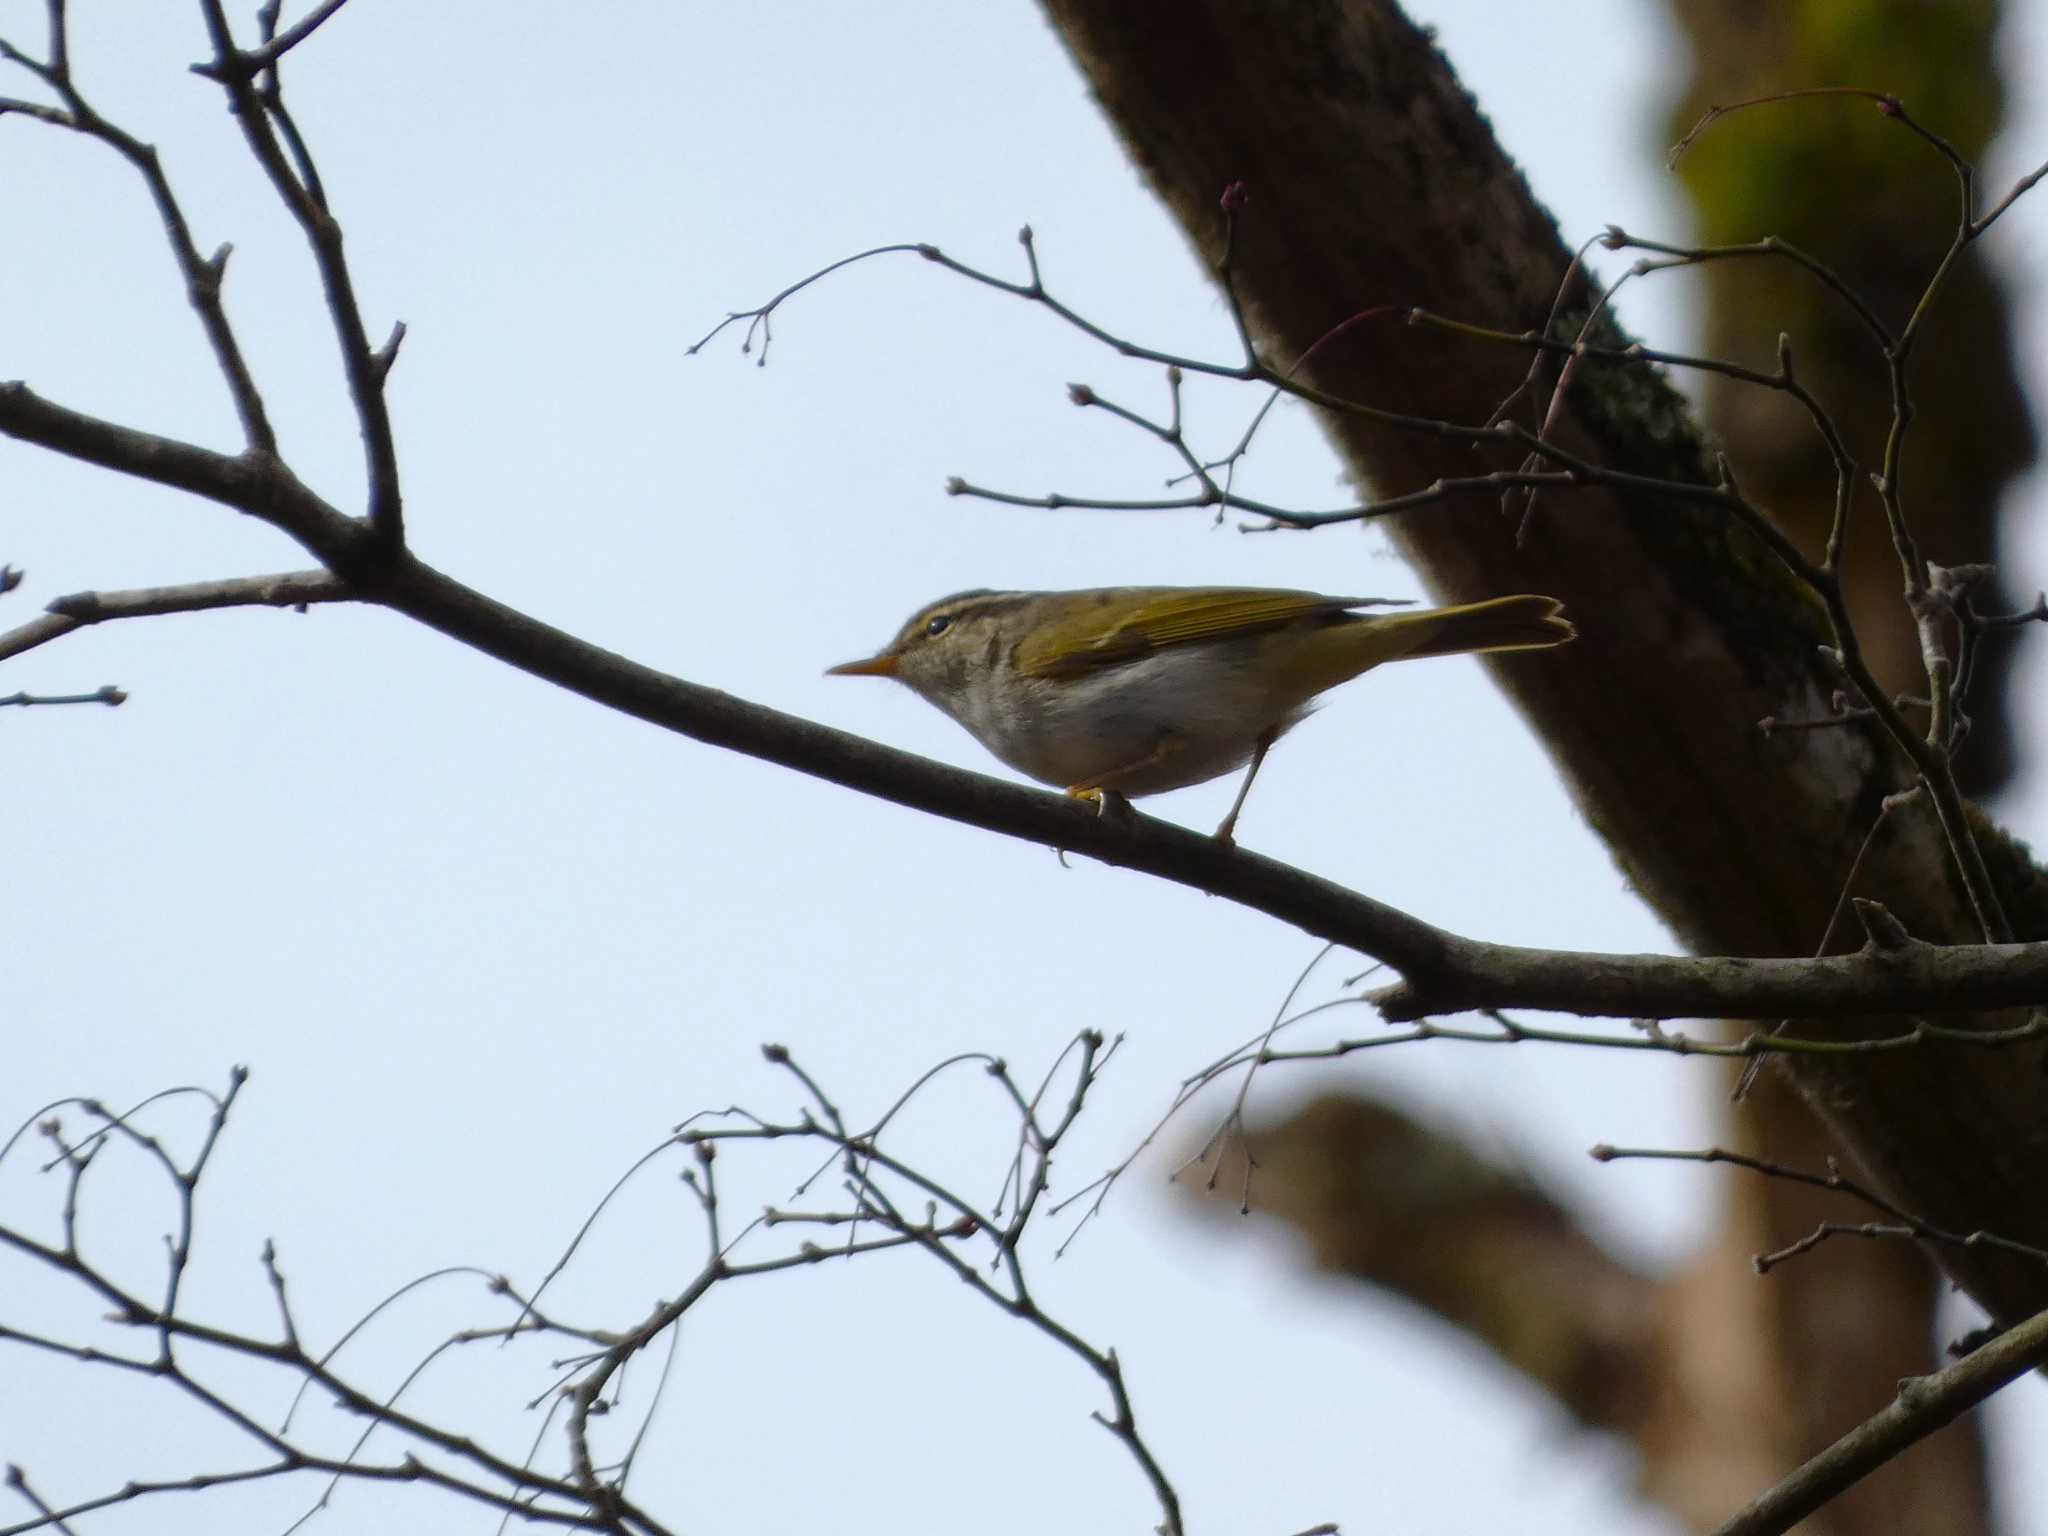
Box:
[6,4,2047,1533]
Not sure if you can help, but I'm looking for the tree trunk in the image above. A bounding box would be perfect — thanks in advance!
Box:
[1036,0,2041,1527]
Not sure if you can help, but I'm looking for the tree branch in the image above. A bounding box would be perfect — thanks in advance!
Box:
[0,571,349,663]
[9,0,2048,1362]
[5,385,2046,1037]
[0,383,320,535]
[192,0,356,76]
[189,0,402,543]
[1367,930,2048,1023]
[1711,1304,2048,1536]
[0,11,275,453]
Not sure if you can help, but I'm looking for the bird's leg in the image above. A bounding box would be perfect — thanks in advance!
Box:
[1212,727,1276,845]
[1067,732,1184,822]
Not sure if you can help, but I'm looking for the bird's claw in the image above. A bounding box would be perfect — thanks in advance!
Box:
[1065,785,1135,827]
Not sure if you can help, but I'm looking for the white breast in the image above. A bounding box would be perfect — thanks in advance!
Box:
[931,641,1308,796]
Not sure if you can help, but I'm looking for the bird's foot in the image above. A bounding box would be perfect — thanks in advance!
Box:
[1065,785,1135,827]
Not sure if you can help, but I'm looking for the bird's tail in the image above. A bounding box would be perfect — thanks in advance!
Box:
[1386,593,1574,659]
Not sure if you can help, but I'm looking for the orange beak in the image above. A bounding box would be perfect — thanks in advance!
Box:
[825,652,900,678]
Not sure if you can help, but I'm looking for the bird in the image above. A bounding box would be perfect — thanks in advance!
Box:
[828,584,1573,842]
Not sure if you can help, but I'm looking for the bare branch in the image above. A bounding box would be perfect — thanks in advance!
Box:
[1365,930,2048,1024]
[0,15,275,452]
[191,0,356,77]
[0,1043,1198,1533]
[1588,1144,2048,1271]
[0,382,318,532]
[188,0,402,543]
[3,1465,82,1536]
[695,209,2013,943]
[0,684,123,708]
[0,570,349,664]
[1709,1304,2048,1536]
[3,388,2043,1035]
[1656,90,2024,947]
[1213,1006,2048,1071]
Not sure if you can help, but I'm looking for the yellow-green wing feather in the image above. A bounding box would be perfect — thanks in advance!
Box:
[1016,588,1374,678]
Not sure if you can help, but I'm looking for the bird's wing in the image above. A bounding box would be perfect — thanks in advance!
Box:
[1016,589,1402,678]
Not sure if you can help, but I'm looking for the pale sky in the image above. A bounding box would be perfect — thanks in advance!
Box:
[5,4,2046,1534]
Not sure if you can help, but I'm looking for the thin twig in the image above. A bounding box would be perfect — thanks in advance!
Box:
[1588,1144,2048,1270]
[190,0,403,543]
[0,570,350,664]
[0,10,275,451]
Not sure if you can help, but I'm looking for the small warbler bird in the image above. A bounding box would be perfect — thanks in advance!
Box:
[828,585,1573,841]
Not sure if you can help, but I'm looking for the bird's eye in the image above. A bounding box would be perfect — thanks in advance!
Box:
[924,613,954,637]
